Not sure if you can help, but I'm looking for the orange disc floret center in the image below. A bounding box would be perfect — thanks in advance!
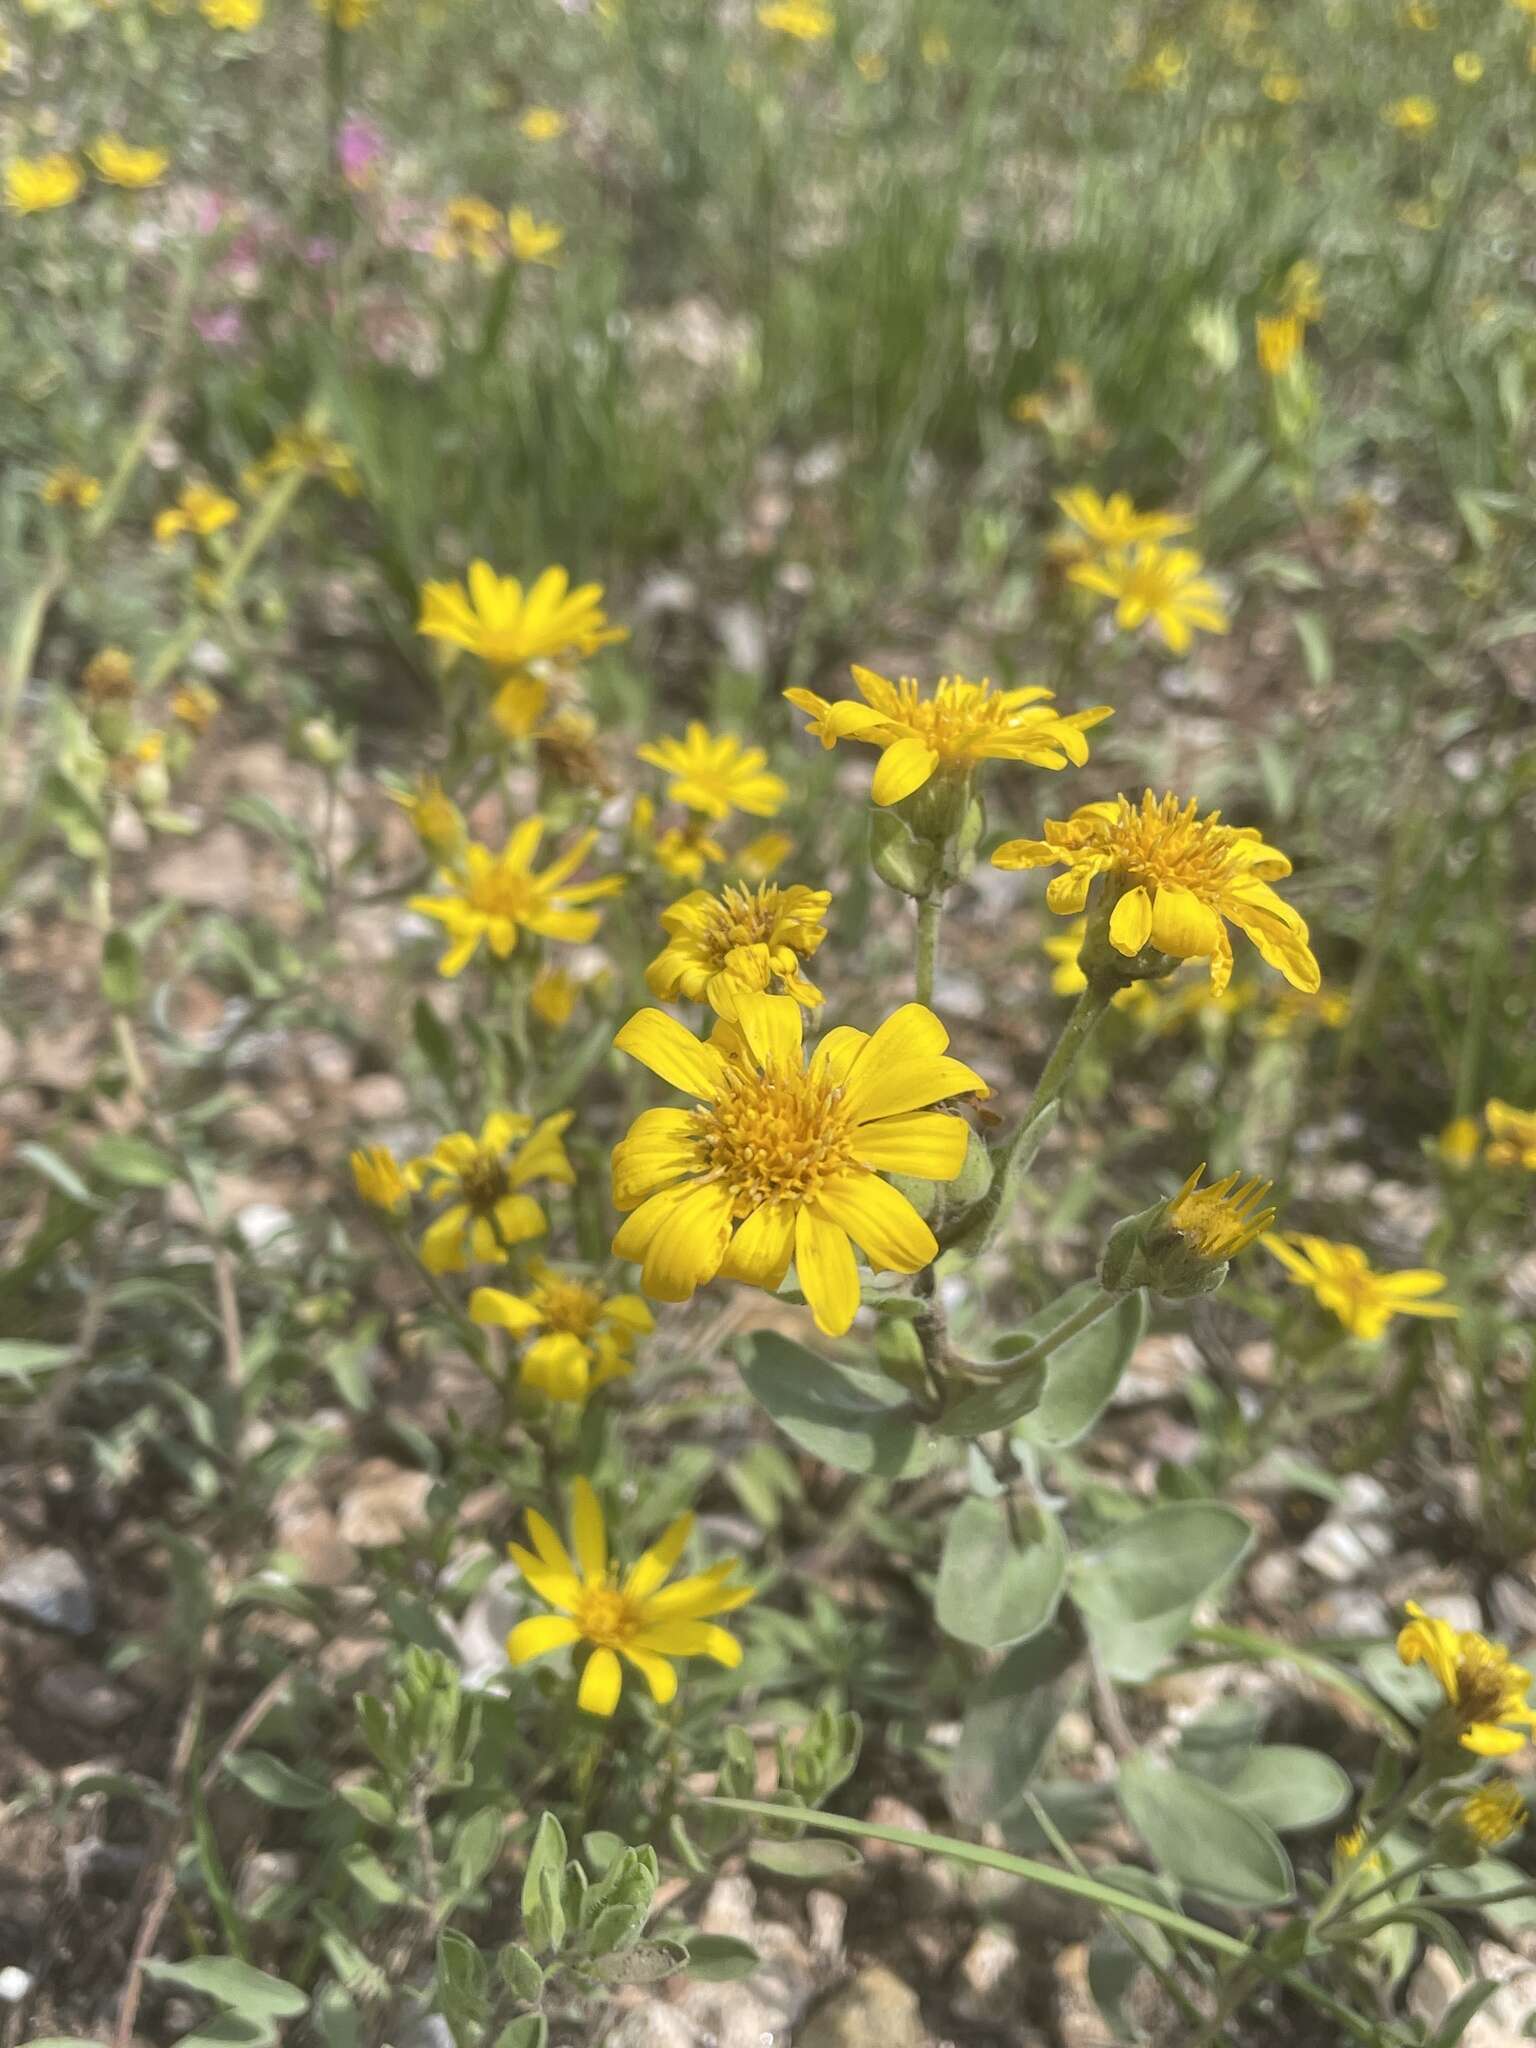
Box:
[1107,794,1247,902]
[695,1068,855,1216]
[574,1581,638,1647]
[533,1277,604,1337]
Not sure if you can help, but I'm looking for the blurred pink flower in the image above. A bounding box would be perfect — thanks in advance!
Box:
[338,117,384,187]
[194,307,245,347]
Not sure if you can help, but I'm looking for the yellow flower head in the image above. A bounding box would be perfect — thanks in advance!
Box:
[1262,70,1304,102]
[1043,922,1154,1013]
[201,0,262,25]
[1437,1114,1482,1169]
[1128,42,1187,90]
[1051,487,1194,555]
[612,993,986,1336]
[314,0,374,25]
[1452,50,1483,82]
[630,796,727,883]
[1256,311,1304,377]
[993,791,1319,997]
[470,1266,654,1403]
[170,683,220,731]
[409,820,624,978]
[637,725,788,824]
[41,465,102,509]
[1486,1099,1536,1170]
[508,208,563,265]
[1068,544,1229,653]
[520,106,567,141]
[417,563,626,738]
[435,194,502,265]
[83,646,136,705]
[531,964,580,1028]
[921,26,950,64]
[1255,986,1349,1037]
[1279,259,1325,323]
[646,882,830,1018]
[415,1110,573,1272]
[507,1476,753,1715]
[734,832,793,881]
[1398,1602,1536,1756]
[1263,1235,1457,1340]
[785,668,1111,809]
[154,482,239,544]
[87,136,169,187]
[1332,1824,1386,1882]
[757,0,833,39]
[1405,1,1438,25]
[6,154,83,213]
[390,775,465,859]
[247,424,359,496]
[1458,1780,1526,1847]
[1384,94,1437,131]
[350,1144,419,1212]
[1168,1164,1276,1261]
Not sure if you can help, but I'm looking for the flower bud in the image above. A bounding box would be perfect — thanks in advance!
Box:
[1100,1166,1275,1300]
[299,716,347,767]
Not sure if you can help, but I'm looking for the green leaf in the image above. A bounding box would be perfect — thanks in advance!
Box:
[948,1626,1076,1826]
[678,1932,760,1982]
[935,1499,1067,1649]
[0,1340,75,1385]
[412,997,459,1096]
[1429,1856,1536,1935]
[222,1752,329,1810]
[497,1945,544,2003]
[142,1959,308,2023]
[1014,1288,1147,1449]
[522,1811,567,1950]
[89,1134,180,1189]
[493,2018,548,2048]
[343,1848,407,1906]
[16,1143,99,1207]
[101,928,144,1008]
[1293,609,1332,688]
[1116,1756,1293,1909]
[735,1332,925,1477]
[1427,1979,1501,2048]
[1214,1747,1352,1833]
[1070,1503,1253,1626]
[588,1938,689,1984]
[451,1806,505,1891]
[747,1837,863,1880]
[867,808,933,898]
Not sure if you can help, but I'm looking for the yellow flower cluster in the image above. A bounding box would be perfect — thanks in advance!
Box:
[417,562,626,737]
[154,482,239,545]
[1441,1099,1536,1172]
[1051,488,1228,652]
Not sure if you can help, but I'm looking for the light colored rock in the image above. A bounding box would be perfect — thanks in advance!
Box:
[35,1662,136,1730]
[0,1548,95,1635]
[677,1876,818,2048]
[150,825,254,910]
[605,2003,700,2048]
[336,1461,434,1547]
[1410,1944,1536,2047]
[274,1505,359,1588]
[796,1966,928,2048]
[953,1925,1023,2025]
[1300,1517,1393,1584]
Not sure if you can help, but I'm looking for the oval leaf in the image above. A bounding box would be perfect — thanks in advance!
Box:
[735,1332,925,1477]
[1216,1746,1352,1833]
[1117,1756,1293,1909]
[141,1959,309,2022]
[1070,1503,1253,1626]
[1015,1289,1147,1448]
[747,1837,863,1879]
[223,1751,329,1810]
[935,1499,1067,1650]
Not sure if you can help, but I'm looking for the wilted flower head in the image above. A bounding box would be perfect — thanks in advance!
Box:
[83,647,136,705]
[170,683,220,731]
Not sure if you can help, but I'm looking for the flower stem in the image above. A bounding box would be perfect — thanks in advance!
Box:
[1026,982,1112,1121]
[915,890,943,1006]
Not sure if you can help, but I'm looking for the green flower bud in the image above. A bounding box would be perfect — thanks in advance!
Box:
[1099,1166,1274,1300]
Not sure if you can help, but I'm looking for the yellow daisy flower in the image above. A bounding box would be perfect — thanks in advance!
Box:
[1486,1099,1536,1170]
[507,208,563,265]
[530,964,580,1028]
[636,725,788,824]
[519,107,567,141]
[416,563,626,738]
[1398,1603,1536,1756]
[41,465,102,509]
[169,683,220,731]
[1051,486,1194,551]
[1437,1114,1482,1169]
[200,0,262,26]
[1256,311,1304,376]
[415,1110,573,1273]
[1262,1235,1457,1340]
[630,796,727,883]
[350,1144,419,1212]
[1383,94,1437,130]
[1068,543,1229,653]
[470,1266,654,1402]
[87,136,169,187]
[784,667,1111,809]
[992,791,1319,996]
[1459,1781,1526,1848]
[507,1477,753,1715]
[434,194,502,266]
[409,820,624,978]
[646,882,831,1018]
[154,482,239,544]
[1452,50,1484,82]
[611,992,986,1336]
[735,831,794,881]
[5,154,83,213]
[757,0,833,39]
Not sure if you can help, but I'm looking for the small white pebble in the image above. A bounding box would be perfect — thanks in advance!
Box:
[0,1967,34,2003]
